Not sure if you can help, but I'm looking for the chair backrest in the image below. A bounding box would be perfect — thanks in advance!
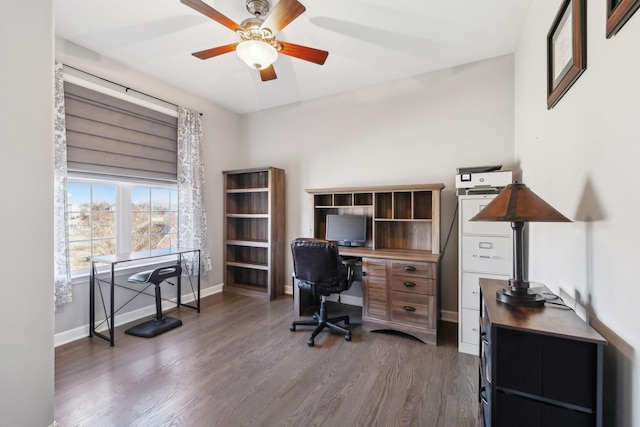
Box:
[148,265,182,285]
[291,238,343,287]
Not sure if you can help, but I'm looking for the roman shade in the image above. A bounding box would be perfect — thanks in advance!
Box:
[64,81,178,182]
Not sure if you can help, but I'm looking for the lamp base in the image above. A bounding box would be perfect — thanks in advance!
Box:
[496,287,545,307]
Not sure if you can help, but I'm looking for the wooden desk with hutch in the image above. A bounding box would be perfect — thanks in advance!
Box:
[296,184,444,345]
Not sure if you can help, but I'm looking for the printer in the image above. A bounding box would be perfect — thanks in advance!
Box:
[455,165,512,195]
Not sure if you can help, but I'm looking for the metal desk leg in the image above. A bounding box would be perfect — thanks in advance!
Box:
[109,263,115,346]
[196,250,201,313]
[89,261,95,337]
[177,253,182,308]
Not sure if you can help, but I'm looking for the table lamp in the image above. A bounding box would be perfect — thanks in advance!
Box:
[470,182,571,307]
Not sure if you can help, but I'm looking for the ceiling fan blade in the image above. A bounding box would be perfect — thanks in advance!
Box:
[180,0,241,32]
[192,43,238,59]
[279,41,328,65]
[260,65,277,81]
[260,0,306,35]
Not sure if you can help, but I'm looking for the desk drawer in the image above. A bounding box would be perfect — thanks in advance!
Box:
[391,260,435,278]
[390,291,435,328]
[391,275,434,295]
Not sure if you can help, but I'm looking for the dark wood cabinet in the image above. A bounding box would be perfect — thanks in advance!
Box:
[479,279,606,427]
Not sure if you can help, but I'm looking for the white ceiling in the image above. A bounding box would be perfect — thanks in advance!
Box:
[55,0,532,114]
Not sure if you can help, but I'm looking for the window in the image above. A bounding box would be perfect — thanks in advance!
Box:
[131,186,178,252]
[67,177,177,275]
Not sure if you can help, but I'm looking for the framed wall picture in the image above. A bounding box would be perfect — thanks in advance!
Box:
[606,0,640,37]
[546,0,587,109]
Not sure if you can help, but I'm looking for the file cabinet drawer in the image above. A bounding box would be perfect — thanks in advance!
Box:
[460,197,512,235]
[461,307,481,346]
[461,236,511,274]
[461,271,508,309]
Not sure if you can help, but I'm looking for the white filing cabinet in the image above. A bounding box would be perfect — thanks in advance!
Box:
[458,194,512,355]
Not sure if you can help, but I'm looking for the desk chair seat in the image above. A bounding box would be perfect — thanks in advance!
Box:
[290,238,355,347]
[124,265,183,338]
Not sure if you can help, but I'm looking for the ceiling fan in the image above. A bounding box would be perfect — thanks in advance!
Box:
[180,0,329,81]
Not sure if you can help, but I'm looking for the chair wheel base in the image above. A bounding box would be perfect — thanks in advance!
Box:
[307,338,314,347]
[345,334,351,342]
[125,317,182,338]
[289,324,296,332]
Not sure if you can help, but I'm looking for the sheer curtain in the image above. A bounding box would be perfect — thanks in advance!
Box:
[177,106,212,275]
[53,61,72,308]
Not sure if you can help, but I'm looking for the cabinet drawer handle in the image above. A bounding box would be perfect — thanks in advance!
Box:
[473,254,495,259]
[481,333,489,345]
[480,386,488,405]
[403,265,416,272]
[403,305,416,312]
[403,281,416,288]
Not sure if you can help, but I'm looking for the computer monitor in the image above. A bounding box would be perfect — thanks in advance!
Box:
[325,214,367,246]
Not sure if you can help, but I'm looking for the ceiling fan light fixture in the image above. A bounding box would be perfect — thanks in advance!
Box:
[236,40,278,70]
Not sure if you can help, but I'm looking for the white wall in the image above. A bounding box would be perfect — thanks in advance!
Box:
[53,38,242,338]
[0,1,55,425]
[515,3,639,426]
[241,54,517,315]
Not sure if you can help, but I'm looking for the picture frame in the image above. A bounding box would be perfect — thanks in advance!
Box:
[606,0,640,37]
[546,0,587,109]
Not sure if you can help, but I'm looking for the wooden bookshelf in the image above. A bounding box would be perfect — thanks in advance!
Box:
[223,167,285,299]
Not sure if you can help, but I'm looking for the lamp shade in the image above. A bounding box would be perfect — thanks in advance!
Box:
[236,40,278,70]
[469,182,571,307]
[470,182,571,223]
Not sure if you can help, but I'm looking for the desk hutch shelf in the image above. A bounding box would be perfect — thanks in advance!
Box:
[305,183,444,344]
[223,167,285,299]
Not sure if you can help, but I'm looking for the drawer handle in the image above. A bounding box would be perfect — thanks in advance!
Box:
[481,333,489,345]
[403,265,416,272]
[403,305,416,312]
[480,387,488,405]
[403,281,416,288]
[473,254,495,259]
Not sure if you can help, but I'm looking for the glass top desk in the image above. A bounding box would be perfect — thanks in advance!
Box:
[89,247,201,346]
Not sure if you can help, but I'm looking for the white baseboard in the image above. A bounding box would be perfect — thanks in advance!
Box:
[54,284,223,347]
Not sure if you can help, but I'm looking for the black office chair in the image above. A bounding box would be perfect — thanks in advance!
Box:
[290,238,355,347]
[124,264,183,338]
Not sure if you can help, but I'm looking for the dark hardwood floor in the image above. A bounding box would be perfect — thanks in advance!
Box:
[55,292,480,426]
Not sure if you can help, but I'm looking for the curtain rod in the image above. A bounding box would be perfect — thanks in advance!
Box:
[62,64,203,116]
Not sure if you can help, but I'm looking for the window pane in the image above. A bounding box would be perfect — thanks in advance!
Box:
[150,211,172,234]
[93,239,116,257]
[92,185,115,211]
[151,188,171,211]
[132,211,150,236]
[150,234,171,250]
[69,241,91,270]
[131,187,150,211]
[170,190,178,210]
[67,182,90,212]
[68,212,91,239]
[170,212,178,230]
[131,235,150,252]
[92,212,115,238]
